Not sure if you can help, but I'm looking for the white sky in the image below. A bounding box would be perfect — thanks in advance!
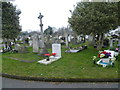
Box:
[12,0,81,32]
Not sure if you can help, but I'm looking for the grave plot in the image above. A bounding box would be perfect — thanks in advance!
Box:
[38,44,61,65]
[65,45,87,53]
[96,50,119,67]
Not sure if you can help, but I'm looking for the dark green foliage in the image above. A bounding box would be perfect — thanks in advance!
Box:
[68,2,118,35]
[2,2,21,39]
[44,26,53,35]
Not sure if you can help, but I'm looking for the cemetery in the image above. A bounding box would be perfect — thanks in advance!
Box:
[65,45,87,53]
[1,13,120,81]
[1,37,119,79]
[1,1,120,82]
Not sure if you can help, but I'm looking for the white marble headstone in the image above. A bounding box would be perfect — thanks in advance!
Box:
[52,44,61,58]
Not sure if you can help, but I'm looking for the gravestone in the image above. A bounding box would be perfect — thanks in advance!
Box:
[110,39,113,48]
[38,43,61,65]
[52,37,56,43]
[88,35,93,42]
[44,36,52,48]
[24,38,29,44]
[14,44,20,51]
[53,37,60,44]
[29,40,33,47]
[39,48,49,57]
[103,38,109,47]
[39,40,44,48]
[65,34,69,48]
[68,35,71,43]
[32,34,39,53]
[14,43,28,53]
[52,44,61,58]
[71,37,77,45]
[17,46,28,53]
[118,39,120,52]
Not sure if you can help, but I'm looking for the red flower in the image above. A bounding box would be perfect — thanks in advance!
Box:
[98,54,100,58]
[44,54,51,56]
[52,53,56,56]
[101,51,106,54]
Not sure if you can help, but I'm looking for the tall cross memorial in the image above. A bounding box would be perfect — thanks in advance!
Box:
[38,13,48,56]
[38,13,45,48]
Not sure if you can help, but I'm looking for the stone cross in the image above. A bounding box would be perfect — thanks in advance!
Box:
[38,13,45,48]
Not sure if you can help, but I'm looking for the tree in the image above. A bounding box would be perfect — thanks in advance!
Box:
[68,2,118,50]
[2,2,21,50]
[44,26,53,35]
[2,2,21,39]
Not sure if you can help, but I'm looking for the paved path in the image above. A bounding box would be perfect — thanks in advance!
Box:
[1,77,119,88]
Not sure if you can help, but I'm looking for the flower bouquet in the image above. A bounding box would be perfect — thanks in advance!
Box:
[98,51,111,58]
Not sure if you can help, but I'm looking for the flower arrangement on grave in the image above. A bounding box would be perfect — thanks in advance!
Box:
[115,48,119,52]
[98,51,111,58]
[52,53,56,57]
[44,54,51,61]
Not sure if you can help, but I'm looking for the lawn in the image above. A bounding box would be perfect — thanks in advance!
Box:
[1,45,120,79]
[0,53,2,73]
[3,47,42,61]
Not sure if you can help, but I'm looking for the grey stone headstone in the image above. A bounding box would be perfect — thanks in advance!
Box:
[29,40,33,47]
[65,34,69,47]
[39,40,44,48]
[88,35,93,42]
[14,44,20,51]
[118,39,120,46]
[110,39,113,48]
[17,46,28,53]
[71,37,77,45]
[38,48,49,57]
[32,34,39,53]
[52,37,56,44]
[68,35,71,42]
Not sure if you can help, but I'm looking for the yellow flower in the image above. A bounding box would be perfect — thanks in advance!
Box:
[93,56,96,60]
[100,54,105,58]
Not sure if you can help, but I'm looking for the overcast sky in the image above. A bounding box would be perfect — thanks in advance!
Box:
[12,0,81,32]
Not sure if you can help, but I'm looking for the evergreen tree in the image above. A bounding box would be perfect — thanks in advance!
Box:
[68,2,118,50]
[2,1,21,51]
[2,1,21,40]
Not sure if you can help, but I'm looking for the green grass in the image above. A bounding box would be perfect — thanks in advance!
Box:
[0,54,2,73]
[1,45,120,79]
[3,47,42,61]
